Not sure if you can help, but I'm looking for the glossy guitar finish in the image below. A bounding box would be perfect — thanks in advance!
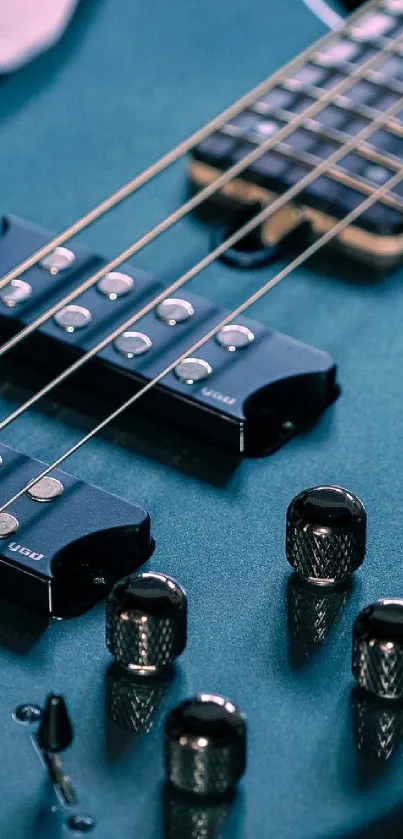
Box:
[1,1,403,838]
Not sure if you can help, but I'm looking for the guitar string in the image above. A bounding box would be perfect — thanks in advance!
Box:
[0,29,400,364]
[0,76,403,431]
[0,163,402,514]
[302,0,343,30]
[0,0,372,290]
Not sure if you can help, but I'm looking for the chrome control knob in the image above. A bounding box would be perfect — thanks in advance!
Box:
[106,572,187,673]
[352,599,403,700]
[286,485,366,585]
[164,694,247,797]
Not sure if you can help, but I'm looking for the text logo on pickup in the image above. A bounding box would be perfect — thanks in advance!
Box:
[7,542,44,561]
[201,387,236,406]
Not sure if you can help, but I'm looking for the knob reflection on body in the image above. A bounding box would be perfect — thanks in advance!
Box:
[286,486,366,586]
[165,694,247,798]
[106,572,187,674]
[164,783,233,839]
[287,573,351,645]
[352,687,403,761]
[352,600,403,700]
[106,662,173,734]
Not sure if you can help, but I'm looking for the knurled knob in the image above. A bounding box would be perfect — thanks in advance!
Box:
[164,694,247,797]
[286,485,366,585]
[106,572,187,673]
[352,600,403,699]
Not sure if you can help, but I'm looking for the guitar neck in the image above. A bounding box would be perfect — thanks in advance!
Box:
[190,0,403,267]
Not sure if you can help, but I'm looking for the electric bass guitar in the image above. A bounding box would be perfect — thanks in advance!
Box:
[0,1,402,837]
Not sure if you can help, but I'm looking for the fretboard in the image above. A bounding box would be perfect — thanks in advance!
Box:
[191,0,403,258]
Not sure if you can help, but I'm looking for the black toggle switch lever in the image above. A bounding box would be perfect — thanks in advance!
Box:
[35,693,77,807]
[14,692,96,831]
[38,694,74,754]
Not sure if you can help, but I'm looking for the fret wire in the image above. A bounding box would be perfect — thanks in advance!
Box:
[272,143,403,210]
[243,117,403,206]
[251,99,403,170]
[1,82,403,434]
[386,117,403,133]
[285,72,403,97]
[307,117,403,159]
[275,111,403,174]
[328,168,403,207]
[269,101,403,141]
[351,70,403,95]
[0,24,401,362]
[324,96,403,131]
[349,141,403,167]
[0,0,390,295]
[236,131,403,209]
[1,161,402,515]
[237,130,403,209]
[326,165,403,206]
[274,83,403,139]
[0,0,372,291]
[314,17,403,62]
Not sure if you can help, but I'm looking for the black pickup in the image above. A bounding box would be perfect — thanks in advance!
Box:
[0,442,152,617]
[0,215,338,455]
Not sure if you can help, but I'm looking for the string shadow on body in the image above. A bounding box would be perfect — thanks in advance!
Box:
[0,359,242,488]
[0,348,337,487]
[0,595,48,655]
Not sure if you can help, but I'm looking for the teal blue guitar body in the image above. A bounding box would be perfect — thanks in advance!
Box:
[0,1,402,837]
